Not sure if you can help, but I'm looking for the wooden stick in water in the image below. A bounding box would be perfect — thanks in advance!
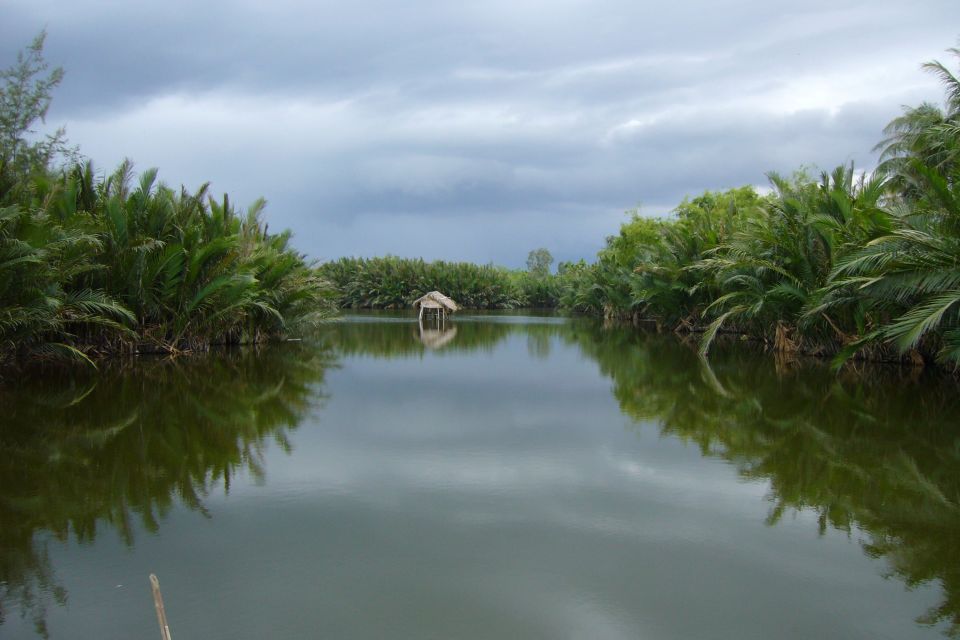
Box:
[149,574,173,640]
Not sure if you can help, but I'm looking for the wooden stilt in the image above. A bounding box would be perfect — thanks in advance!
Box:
[149,574,173,640]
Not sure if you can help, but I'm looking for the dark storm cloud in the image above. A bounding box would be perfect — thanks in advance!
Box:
[2,0,956,265]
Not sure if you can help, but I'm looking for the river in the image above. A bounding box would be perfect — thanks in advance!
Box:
[1,312,957,639]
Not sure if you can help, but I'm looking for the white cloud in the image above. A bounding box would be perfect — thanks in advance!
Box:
[4,0,956,265]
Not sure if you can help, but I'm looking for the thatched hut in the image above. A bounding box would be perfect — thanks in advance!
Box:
[413,291,458,322]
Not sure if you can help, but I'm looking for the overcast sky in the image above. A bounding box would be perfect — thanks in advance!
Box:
[2,1,956,266]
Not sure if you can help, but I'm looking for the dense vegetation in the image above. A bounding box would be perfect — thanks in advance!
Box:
[319,48,960,370]
[0,33,334,367]
[556,48,960,369]
[319,255,559,309]
[5,31,960,371]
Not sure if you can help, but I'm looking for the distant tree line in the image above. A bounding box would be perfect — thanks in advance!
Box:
[318,254,559,310]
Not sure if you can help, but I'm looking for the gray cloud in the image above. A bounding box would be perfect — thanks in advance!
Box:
[2,0,956,265]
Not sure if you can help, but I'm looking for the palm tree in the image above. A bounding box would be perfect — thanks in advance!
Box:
[829,161,960,366]
[0,204,134,366]
[875,47,960,191]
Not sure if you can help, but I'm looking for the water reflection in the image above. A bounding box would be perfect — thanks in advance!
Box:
[1,316,958,637]
[417,323,458,350]
[328,312,564,356]
[330,316,960,635]
[568,323,960,636]
[0,343,334,637]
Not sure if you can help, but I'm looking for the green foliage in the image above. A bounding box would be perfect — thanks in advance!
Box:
[318,255,577,310]
[0,157,335,365]
[319,256,527,309]
[696,166,889,354]
[525,247,553,276]
[0,31,72,205]
[875,47,960,190]
[828,162,960,365]
[555,260,605,312]
[0,35,334,366]
[77,162,335,350]
[558,45,960,371]
[0,203,135,364]
[555,189,762,323]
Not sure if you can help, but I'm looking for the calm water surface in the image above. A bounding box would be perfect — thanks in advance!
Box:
[1,312,958,639]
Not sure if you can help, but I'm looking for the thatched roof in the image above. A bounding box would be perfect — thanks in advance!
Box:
[413,291,459,312]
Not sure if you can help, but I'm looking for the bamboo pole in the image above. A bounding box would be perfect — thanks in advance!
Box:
[149,574,173,640]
